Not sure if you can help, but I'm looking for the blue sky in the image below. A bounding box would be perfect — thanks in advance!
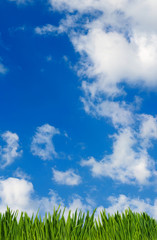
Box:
[0,0,157,221]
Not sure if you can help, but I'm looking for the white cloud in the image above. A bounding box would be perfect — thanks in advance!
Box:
[80,128,156,185]
[0,131,22,169]
[71,28,157,98]
[31,124,60,160]
[0,178,33,212]
[52,168,82,185]
[49,0,157,34]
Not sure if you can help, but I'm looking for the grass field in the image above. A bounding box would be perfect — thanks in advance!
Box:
[0,205,157,239]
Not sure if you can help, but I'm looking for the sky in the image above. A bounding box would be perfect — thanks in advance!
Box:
[0,0,157,222]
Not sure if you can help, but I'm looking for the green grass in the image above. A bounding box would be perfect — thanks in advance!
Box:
[0,205,157,239]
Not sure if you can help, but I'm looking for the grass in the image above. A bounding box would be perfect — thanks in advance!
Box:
[0,205,157,239]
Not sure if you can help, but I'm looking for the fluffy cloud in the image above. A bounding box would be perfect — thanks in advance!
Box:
[52,168,82,185]
[71,28,157,98]
[80,127,156,185]
[0,131,22,169]
[31,124,60,160]
[0,178,33,212]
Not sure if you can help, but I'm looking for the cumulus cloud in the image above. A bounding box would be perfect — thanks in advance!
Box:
[0,131,22,169]
[80,127,157,185]
[52,168,82,185]
[31,124,60,160]
[72,28,157,98]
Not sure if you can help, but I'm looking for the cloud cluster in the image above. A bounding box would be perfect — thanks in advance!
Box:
[0,124,61,168]
[37,0,157,186]
[5,0,157,218]
[0,177,157,223]
[31,124,60,160]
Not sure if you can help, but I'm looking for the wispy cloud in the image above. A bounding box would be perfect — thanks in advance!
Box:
[12,167,31,180]
[31,124,60,160]
[52,168,82,186]
[35,14,78,36]
[0,131,22,169]
[35,24,60,35]
[0,62,8,75]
